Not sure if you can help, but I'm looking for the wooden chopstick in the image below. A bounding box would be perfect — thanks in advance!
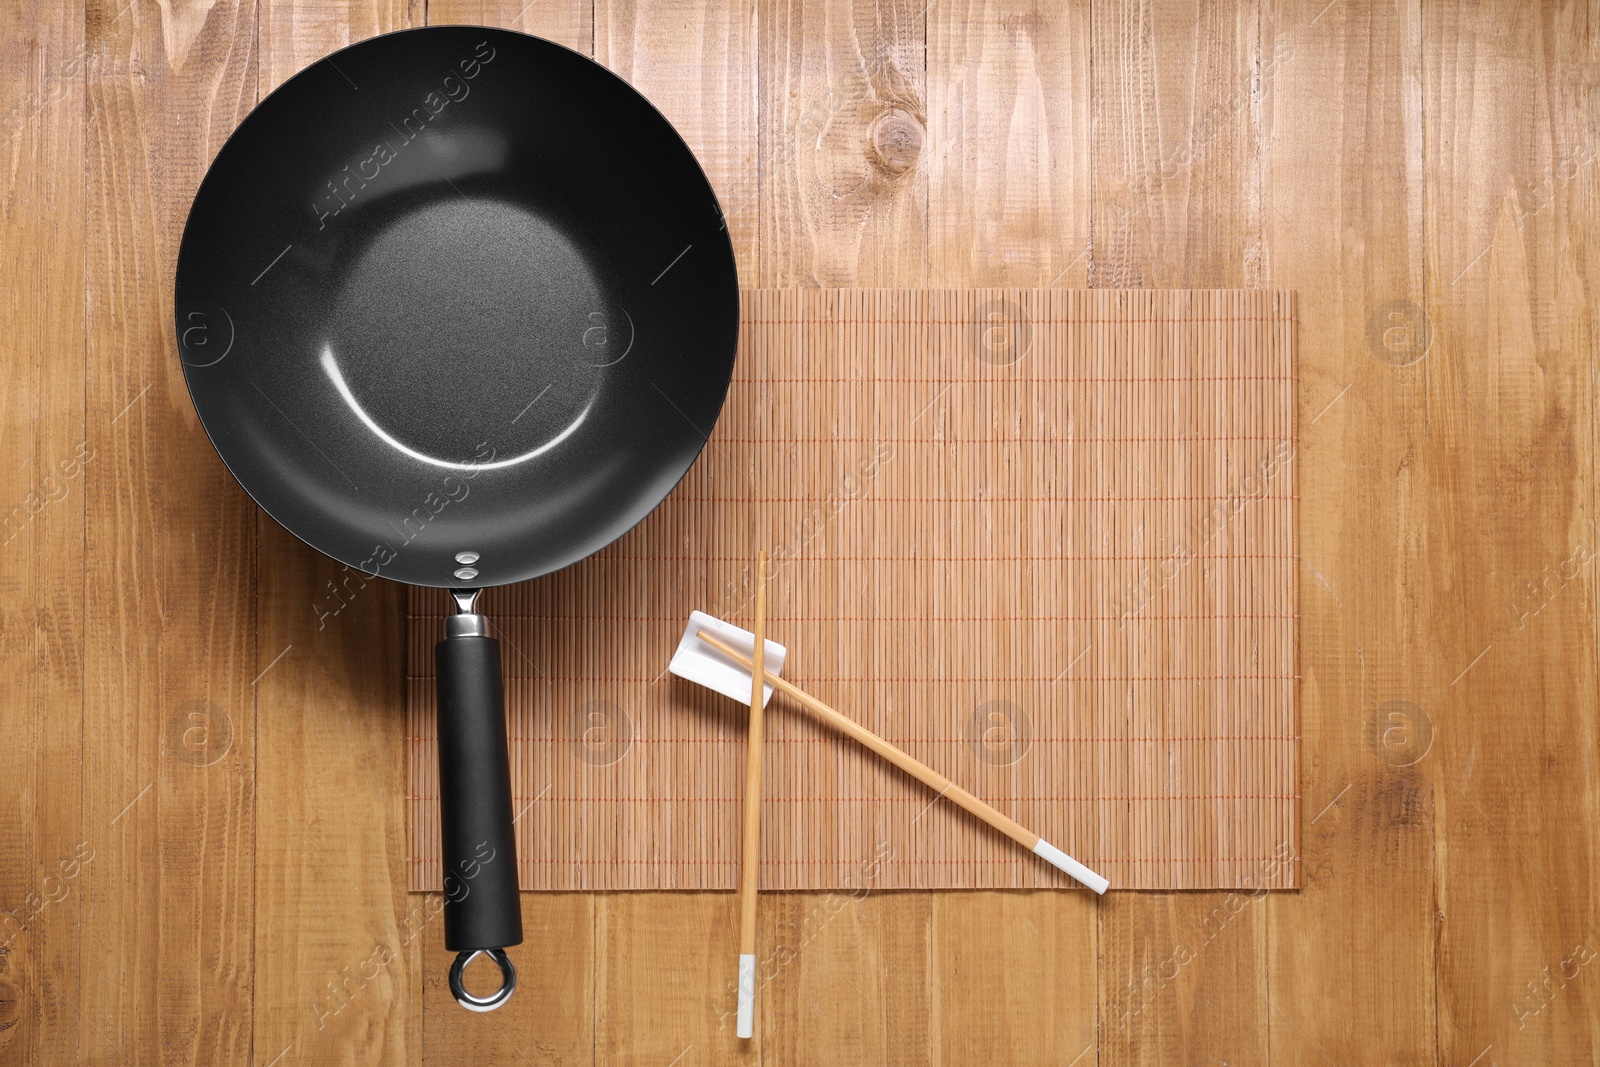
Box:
[734,551,768,1039]
[696,628,1109,894]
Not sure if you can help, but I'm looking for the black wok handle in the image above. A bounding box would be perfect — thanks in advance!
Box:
[435,593,522,1012]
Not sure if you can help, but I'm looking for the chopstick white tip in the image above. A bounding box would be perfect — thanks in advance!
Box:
[735,953,756,1038]
[1033,839,1109,894]
[669,611,788,708]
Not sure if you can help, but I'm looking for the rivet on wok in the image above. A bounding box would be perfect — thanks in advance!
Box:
[454,566,479,581]
[455,551,480,564]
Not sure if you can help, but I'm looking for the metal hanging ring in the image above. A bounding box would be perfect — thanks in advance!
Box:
[448,948,517,1013]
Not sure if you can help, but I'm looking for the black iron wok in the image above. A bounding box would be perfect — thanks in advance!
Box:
[175,26,739,1011]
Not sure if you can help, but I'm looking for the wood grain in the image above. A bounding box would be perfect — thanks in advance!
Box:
[1261,0,1437,1063]
[259,0,422,90]
[0,2,85,1064]
[1424,4,1600,1063]
[759,0,927,287]
[430,0,594,47]
[79,1,259,1064]
[927,0,1093,288]
[763,890,934,1066]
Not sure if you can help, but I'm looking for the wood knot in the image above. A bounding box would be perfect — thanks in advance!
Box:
[868,108,923,175]
[0,973,20,1041]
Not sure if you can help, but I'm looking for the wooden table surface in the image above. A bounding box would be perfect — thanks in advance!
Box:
[1,1,1595,1064]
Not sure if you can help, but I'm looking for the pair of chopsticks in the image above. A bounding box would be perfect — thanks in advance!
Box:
[727,550,1106,1039]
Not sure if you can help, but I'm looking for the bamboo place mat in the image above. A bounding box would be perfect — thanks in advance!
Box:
[406,289,1299,892]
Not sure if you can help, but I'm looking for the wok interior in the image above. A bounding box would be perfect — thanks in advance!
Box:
[176,27,739,588]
